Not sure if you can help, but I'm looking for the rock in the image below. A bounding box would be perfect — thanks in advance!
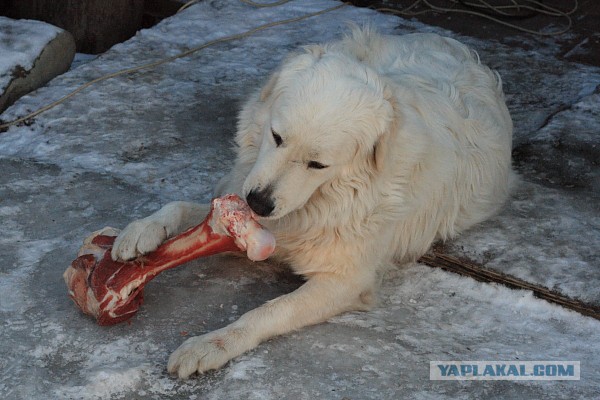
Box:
[0,17,75,113]
[2,0,145,54]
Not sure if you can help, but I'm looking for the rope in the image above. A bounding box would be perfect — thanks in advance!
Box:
[0,1,342,131]
[375,0,578,36]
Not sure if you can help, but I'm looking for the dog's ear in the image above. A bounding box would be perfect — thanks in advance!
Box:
[372,86,399,172]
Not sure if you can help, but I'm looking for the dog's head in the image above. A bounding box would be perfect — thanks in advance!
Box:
[242,45,398,219]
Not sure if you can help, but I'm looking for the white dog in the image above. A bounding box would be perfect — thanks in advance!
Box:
[112,28,514,378]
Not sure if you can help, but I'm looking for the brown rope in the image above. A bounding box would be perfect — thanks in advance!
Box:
[419,250,600,321]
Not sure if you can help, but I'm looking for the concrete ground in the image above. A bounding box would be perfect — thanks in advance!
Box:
[0,1,598,399]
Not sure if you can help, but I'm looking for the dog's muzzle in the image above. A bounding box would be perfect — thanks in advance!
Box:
[246,186,275,217]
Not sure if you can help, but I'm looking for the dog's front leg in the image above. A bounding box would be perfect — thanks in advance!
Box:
[167,270,375,378]
[111,202,209,261]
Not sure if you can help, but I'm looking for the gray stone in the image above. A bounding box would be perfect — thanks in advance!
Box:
[2,0,145,54]
[0,18,75,113]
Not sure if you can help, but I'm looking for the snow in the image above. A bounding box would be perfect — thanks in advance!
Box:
[0,0,598,398]
[0,16,62,92]
[448,180,600,303]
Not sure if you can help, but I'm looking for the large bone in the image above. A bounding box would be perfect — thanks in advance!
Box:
[63,194,275,326]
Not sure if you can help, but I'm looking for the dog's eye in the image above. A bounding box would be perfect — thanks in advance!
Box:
[271,129,283,147]
[307,161,328,170]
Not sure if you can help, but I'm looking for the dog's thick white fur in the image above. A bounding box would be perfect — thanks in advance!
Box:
[112,28,514,378]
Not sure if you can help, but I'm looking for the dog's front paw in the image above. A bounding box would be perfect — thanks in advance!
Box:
[111,218,168,261]
[167,329,245,379]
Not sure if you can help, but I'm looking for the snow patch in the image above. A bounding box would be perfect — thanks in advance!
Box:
[0,238,61,312]
[54,366,147,400]
[226,356,267,380]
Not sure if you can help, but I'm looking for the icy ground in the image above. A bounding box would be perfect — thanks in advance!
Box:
[0,0,598,398]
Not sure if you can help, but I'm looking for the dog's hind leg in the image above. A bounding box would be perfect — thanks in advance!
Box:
[167,269,376,378]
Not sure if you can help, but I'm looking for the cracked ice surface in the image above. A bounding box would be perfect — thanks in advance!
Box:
[0,0,598,398]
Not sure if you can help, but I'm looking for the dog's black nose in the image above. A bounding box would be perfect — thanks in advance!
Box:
[246,187,275,217]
